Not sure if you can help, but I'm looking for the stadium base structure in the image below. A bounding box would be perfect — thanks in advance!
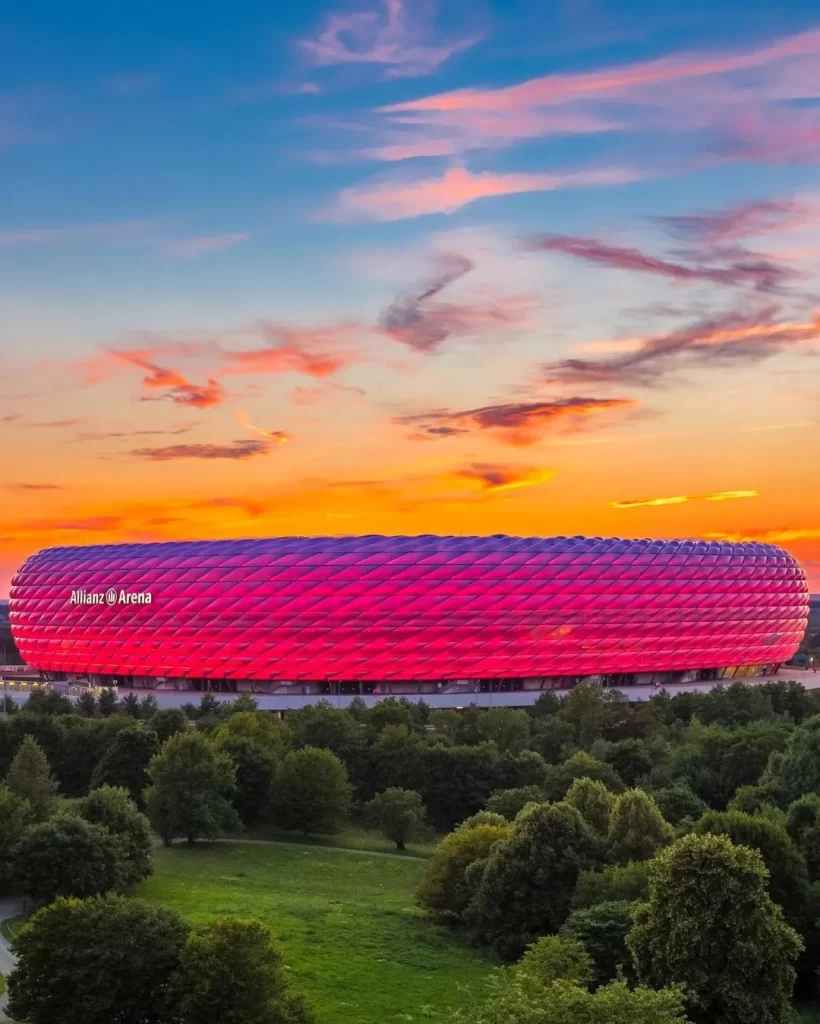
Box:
[8,533,810,707]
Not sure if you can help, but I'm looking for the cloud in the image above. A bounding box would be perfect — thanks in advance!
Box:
[22,419,85,428]
[610,489,758,509]
[220,321,364,378]
[707,528,820,543]
[0,415,21,424]
[0,220,155,247]
[454,464,555,493]
[235,410,290,443]
[376,250,540,352]
[330,164,644,221]
[128,440,273,461]
[655,198,814,245]
[398,396,636,446]
[542,306,820,387]
[372,26,820,160]
[165,233,250,259]
[69,425,196,442]
[3,483,64,492]
[527,233,798,293]
[299,0,481,79]
[718,109,820,164]
[108,350,226,408]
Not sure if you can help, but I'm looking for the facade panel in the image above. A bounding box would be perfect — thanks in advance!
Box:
[8,534,810,681]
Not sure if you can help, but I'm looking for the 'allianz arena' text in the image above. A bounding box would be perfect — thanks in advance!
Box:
[8,534,809,707]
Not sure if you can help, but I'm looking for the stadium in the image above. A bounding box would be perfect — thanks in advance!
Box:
[6,533,810,708]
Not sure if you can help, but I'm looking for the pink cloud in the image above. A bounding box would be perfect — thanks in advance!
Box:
[300,0,481,79]
[330,164,644,221]
[221,321,366,378]
[165,233,249,259]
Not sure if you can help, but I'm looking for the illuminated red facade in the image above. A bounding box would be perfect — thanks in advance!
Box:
[8,535,809,682]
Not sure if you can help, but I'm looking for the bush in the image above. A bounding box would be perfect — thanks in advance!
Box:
[571,861,651,910]
[417,821,510,922]
[559,901,635,987]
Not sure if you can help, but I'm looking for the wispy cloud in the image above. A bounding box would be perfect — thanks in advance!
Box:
[220,321,365,378]
[235,409,290,443]
[100,350,226,408]
[654,197,816,245]
[454,464,554,493]
[610,489,758,508]
[378,250,539,351]
[128,440,273,461]
[543,306,820,387]
[3,483,65,492]
[330,164,644,221]
[165,233,250,259]
[398,396,636,446]
[300,0,481,79]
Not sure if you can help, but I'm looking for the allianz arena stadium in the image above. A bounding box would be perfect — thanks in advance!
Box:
[8,534,810,708]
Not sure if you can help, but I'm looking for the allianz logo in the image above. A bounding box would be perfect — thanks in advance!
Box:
[70,589,153,606]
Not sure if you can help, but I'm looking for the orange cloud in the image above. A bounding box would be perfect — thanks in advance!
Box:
[128,440,272,461]
[330,165,644,221]
[453,464,555,493]
[235,409,290,443]
[220,321,364,378]
[610,490,759,509]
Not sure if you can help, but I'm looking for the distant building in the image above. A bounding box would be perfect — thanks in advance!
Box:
[8,534,811,708]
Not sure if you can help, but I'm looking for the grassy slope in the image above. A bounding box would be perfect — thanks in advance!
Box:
[139,842,493,1024]
[237,825,444,858]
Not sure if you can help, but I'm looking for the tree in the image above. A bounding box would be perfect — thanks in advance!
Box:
[214,710,286,758]
[90,725,160,807]
[608,789,674,865]
[529,716,576,764]
[7,895,189,1024]
[12,814,125,903]
[53,715,103,796]
[215,735,279,826]
[498,749,549,790]
[77,785,153,887]
[24,690,75,716]
[417,820,511,922]
[542,751,625,802]
[138,694,159,720]
[559,901,635,987]
[768,715,820,806]
[471,802,603,958]
[365,787,429,850]
[787,794,820,880]
[477,708,532,754]
[148,707,189,744]
[145,731,239,845]
[75,690,97,717]
[516,935,593,988]
[98,687,119,717]
[727,785,784,821]
[118,693,141,718]
[628,832,803,1024]
[564,777,616,836]
[485,786,546,821]
[0,785,33,882]
[692,809,812,936]
[287,701,362,761]
[171,916,314,1024]
[571,861,651,910]
[652,782,707,826]
[605,739,655,787]
[274,747,352,836]
[5,734,58,820]
[420,743,503,831]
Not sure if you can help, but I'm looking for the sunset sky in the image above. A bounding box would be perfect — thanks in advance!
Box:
[2,0,820,596]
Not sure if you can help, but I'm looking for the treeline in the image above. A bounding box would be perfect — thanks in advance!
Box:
[4,680,820,1023]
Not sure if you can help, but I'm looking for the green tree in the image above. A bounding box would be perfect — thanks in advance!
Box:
[7,895,189,1024]
[786,794,820,880]
[5,734,58,820]
[12,814,125,903]
[170,916,313,1024]
[529,716,576,764]
[459,810,508,829]
[76,785,153,887]
[274,746,352,836]
[608,789,674,865]
[727,785,784,821]
[564,777,616,836]
[24,690,75,716]
[571,861,650,910]
[471,802,602,957]
[148,707,189,744]
[97,687,119,717]
[516,935,593,987]
[215,735,279,827]
[75,690,97,717]
[477,708,532,754]
[542,751,625,802]
[0,785,33,882]
[559,901,635,987]
[139,694,159,719]
[145,731,239,845]
[118,693,141,718]
[417,820,511,922]
[628,832,802,1024]
[365,787,429,850]
[420,743,503,831]
[287,701,362,761]
[653,782,707,825]
[90,725,160,807]
[692,809,812,936]
[214,710,286,758]
[605,739,655,787]
[486,786,546,821]
[498,749,549,790]
[768,715,820,806]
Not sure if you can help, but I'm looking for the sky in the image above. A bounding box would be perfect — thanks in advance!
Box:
[2,0,820,596]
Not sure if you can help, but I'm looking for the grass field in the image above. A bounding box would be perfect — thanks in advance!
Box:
[139,841,494,1024]
[238,825,444,858]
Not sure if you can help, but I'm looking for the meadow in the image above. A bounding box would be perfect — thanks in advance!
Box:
[138,841,494,1024]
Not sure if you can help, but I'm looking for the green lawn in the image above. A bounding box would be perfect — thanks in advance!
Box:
[139,842,494,1024]
[238,825,444,858]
